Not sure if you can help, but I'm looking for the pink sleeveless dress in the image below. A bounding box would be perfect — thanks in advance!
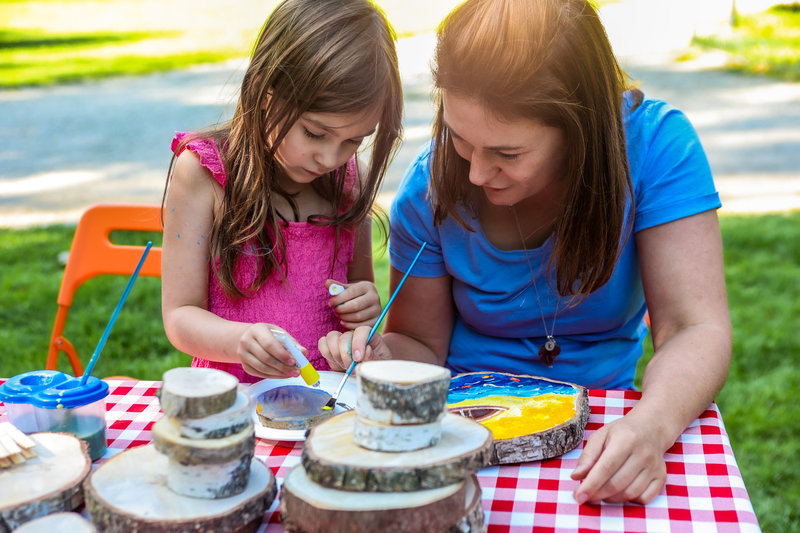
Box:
[171,132,356,383]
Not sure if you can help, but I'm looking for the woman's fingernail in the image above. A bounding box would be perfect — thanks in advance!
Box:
[575,492,589,504]
[354,349,362,361]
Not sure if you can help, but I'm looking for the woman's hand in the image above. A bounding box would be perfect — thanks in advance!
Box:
[317,326,392,371]
[236,324,304,380]
[571,411,669,504]
[326,279,382,330]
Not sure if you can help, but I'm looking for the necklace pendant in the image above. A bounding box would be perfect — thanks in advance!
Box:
[538,336,560,367]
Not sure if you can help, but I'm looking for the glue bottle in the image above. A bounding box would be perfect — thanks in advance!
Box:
[270,329,321,388]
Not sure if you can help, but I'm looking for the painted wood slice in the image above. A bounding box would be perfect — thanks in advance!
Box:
[280,464,468,533]
[158,367,238,419]
[167,389,252,440]
[302,411,491,492]
[85,443,277,533]
[357,360,451,425]
[152,416,254,465]
[12,512,96,533]
[0,432,90,533]
[447,372,590,465]
[255,385,334,430]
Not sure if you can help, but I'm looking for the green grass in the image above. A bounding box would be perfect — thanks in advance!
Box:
[692,3,800,81]
[1,212,798,530]
[0,0,463,89]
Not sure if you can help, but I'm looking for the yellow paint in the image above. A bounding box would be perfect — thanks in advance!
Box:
[448,393,575,440]
[299,365,321,387]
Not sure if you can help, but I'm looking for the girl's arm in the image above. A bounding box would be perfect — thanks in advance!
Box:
[572,210,732,504]
[161,151,299,379]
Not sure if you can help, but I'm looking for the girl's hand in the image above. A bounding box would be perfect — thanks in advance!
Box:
[237,324,303,380]
[571,412,668,505]
[326,279,382,329]
[317,326,391,371]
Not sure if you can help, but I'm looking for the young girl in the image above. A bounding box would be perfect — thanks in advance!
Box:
[161,0,403,384]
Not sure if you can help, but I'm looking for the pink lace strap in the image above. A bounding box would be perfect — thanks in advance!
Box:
[171,132,227,186]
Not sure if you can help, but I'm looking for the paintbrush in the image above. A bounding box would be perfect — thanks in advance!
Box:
[81,241,153,384]
[323,241,428,410]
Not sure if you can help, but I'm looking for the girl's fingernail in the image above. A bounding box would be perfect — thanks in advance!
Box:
[329,283,345,296]
[354,349,362,361]
[575,493,589,504]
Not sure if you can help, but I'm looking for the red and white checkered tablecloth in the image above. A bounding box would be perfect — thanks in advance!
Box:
[1,380,761,532]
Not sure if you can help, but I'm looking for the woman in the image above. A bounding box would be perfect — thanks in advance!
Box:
[319,0,731,505]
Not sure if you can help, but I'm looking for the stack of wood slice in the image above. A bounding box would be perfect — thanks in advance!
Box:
[85,368,277,532]
[0,432,90,533]
[154,367,256,499]
[282,360,492,532]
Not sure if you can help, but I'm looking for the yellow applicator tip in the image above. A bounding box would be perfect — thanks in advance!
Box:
[299,365,321,388]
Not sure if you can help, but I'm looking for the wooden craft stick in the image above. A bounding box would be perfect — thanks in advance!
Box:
[0,440,11,459]
[9,452,25,465]
[21,448,37,459]
[0,422,38,466]
[1,422,36,450]
[0,434,23,456]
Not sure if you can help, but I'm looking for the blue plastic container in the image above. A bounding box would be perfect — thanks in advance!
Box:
[0,370,69,433]
[0,370,109,460]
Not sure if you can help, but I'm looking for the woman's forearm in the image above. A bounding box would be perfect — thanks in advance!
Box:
[633,322,731,450]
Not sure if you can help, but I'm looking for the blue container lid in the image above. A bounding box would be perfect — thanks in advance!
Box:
[0,370,70,403]
[30,375,109,409]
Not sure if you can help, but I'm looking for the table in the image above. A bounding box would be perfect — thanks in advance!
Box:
[1,380,760,532]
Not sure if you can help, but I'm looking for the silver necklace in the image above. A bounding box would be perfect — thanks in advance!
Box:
[512,207,561,367]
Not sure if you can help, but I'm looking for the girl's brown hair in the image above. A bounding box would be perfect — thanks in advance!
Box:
[167,0,402,298]
[431,0,634,299]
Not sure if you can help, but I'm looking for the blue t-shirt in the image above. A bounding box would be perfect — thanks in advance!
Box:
[389,93,721,389]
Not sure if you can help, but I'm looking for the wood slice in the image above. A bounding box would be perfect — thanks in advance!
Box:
[279,464,467,533]
[167,452,253,499]
[158,367,238,418]
[167,389,252,440]
[446,475,485,533]
[12,512,96,533]
[85,443,276,533]
[353,415,442,452]
[446,372,590,465]
[0,433,90,533]
[255,385,334,430]
[490,387,589,464]
[357,360,451,425]
[303,411,491,492]
[152,417,254,465]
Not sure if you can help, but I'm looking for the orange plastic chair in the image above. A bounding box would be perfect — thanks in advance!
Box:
[46,204,163,377]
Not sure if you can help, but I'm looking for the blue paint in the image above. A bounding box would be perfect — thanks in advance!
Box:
[448,372,575,403]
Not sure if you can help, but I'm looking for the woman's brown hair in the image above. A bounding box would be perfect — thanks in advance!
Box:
[431,0,634,299]
[166,0,402,298]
